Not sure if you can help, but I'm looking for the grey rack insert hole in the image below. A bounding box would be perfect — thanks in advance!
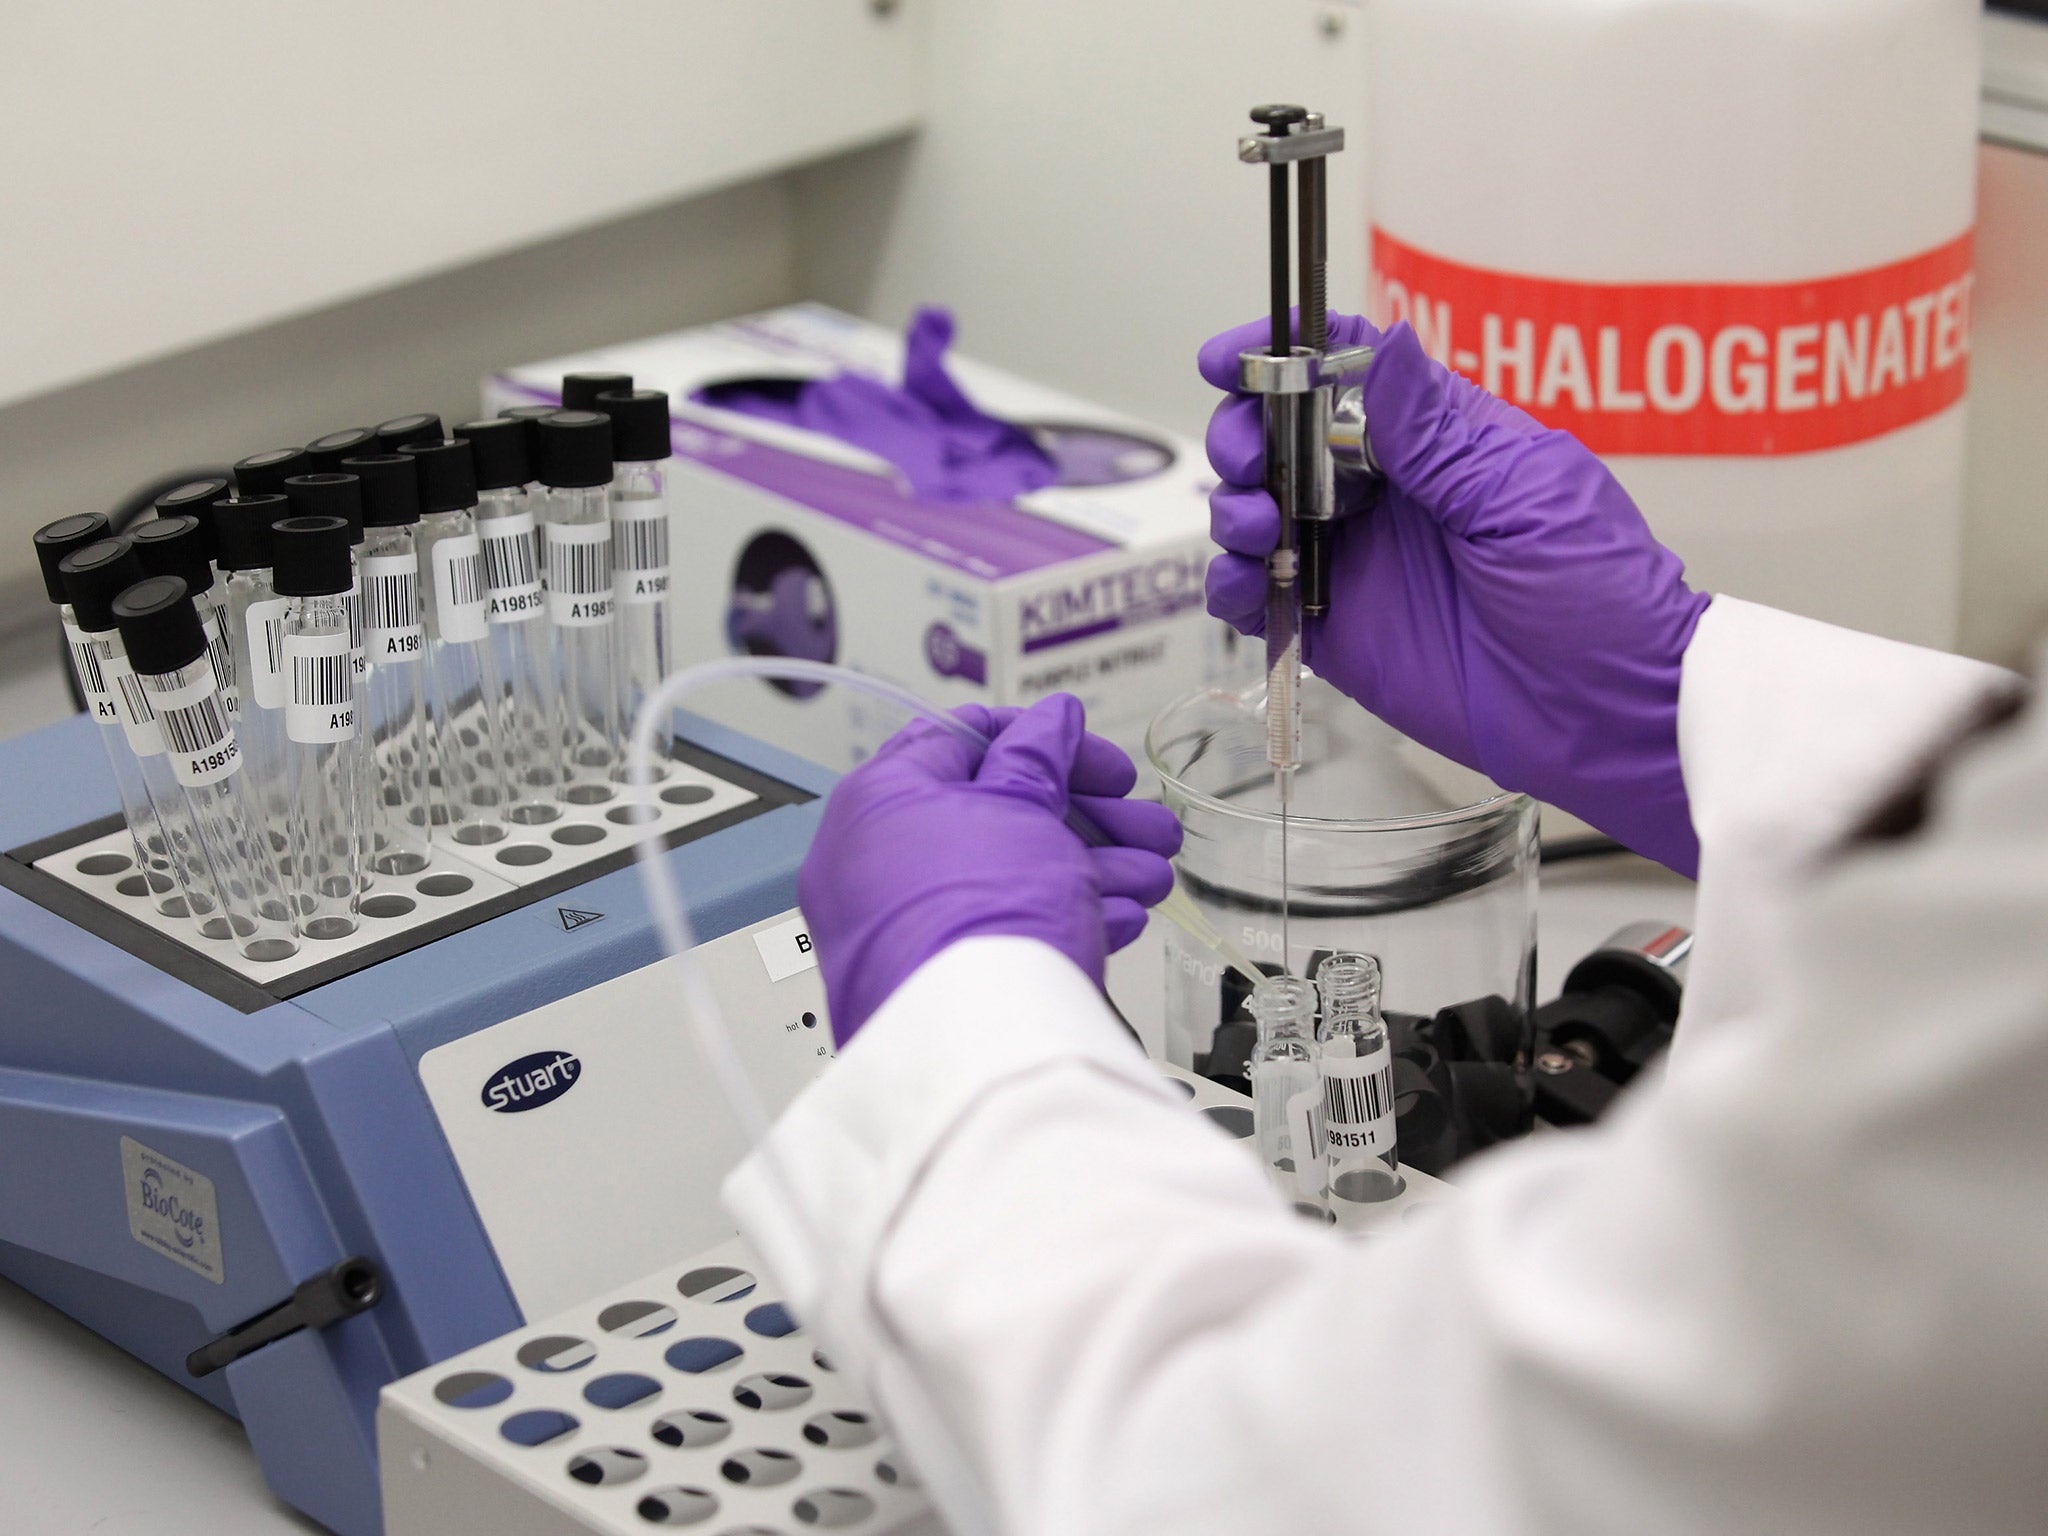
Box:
[496,844,552,867]
[416,873,473,897]
[360,894,416,919]
[551,823,606,846]
[77,852,131,876]
[660,784,714,806]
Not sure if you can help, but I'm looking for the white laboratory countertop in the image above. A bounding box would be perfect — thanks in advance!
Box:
[0,853,1694,1535]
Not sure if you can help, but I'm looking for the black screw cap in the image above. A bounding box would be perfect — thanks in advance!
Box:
[212,494,291,574]
[303,428,379,475]
[533,410,613,489]
[112,575,207,677]
[284,473,365,543]
[453,417,532,492]
[374,413,444,455]
[269,515,354,598]
[131,514,217,595]
[561,371,632,412]
[57,538,146,633]
[342,454,422,528]
[34,513,112,605]
[152,478,232,563]
[402,439,478,514]
[234,448,311,499]
[593,389,671,463]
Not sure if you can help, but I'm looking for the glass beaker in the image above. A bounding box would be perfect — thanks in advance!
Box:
[1147,674,1538,1080]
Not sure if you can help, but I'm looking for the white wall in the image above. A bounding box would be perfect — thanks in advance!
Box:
[794,0,1370,442]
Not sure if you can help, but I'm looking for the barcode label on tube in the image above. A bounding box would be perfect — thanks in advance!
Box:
[1285,1087,1327,1203]
[151,672,239,786]
[285,631,356,743]
[362,553,423,658]
[545,521,613,626]
[63,619,121,724]
[200,607,237,719]
[247,599,287,710]
[345,579,365,677]
[611,497,669,605]
[1322,1047,1397,1158]
[104,651,165,757]
[432,535,489,644]
[480,511,544,623]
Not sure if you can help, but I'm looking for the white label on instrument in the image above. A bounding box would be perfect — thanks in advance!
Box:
[104,649,165,757]
[63,619,122,726]
[1322,1044,1397,1160]
[362,553,424,659]
[200,605,237,720]
[480,511,545,623]
[246,598,288,711]
[432,534,490,644]
[151,671,240,787]
[1285,1086,1326,1203]
[611,496,669,606]
[545,521,614,627]
[121,1136,224,1285]
[285,631,356,743]
[752,914,818,982]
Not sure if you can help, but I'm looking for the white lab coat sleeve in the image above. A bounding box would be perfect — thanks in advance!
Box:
[727,617,2048,1536]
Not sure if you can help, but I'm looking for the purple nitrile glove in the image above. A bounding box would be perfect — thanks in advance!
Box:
[798,695,1183,1046]
[1201,314,1712,876]
[699,307,1057,504]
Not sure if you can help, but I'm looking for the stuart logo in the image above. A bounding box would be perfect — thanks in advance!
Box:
[1016,553,1206,654]
[482,1050,583,1114]
[138,1166,205,1249]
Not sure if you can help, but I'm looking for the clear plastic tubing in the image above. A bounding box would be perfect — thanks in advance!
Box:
[34,514,183,913]
[402,439,510,843]
[342,456,435,874]
[113,575,298,962]
[59,538,227,931]
[272,515,367,940]
[212,495,294,861]
[596,389,674,782]
[455,418,560,823]
[534,410,622,788]
[1314,952,1403,1218]
[1246,974,1328,1221]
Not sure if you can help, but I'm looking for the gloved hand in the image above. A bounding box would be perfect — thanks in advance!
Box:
[799,695,1183,1046]
[1202,315,1712,876]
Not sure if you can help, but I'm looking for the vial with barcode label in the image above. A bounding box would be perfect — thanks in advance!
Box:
[213,495,295,862]
[498,406,557,491]
[596,389,673,780]
[402,439,512,844]
[1246,974,1330,1221]
[58,539,229,934]
[35,515,183,914]
[344,455,436,870]
[151,476,232,592]
[285,474,375,886]
[272,515,368,940]
[131,514,235,720]
[456,417,561,822]
[534,410,621,788]
[112,576,299,963]
[1315,952,1404,1218]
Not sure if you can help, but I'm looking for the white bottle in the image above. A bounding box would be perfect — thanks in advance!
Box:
[1367,0,1980,647]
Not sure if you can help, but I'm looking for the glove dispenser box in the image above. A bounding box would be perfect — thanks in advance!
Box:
[486,303,1240,779]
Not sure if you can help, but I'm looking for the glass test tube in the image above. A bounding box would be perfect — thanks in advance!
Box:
[595,390,673,777]
[534,410,620,790]
[456,418,560,822]
[285,475,373,887]
[114,576,298,962]
[1314,953,1403,1219]
[131,514,235,716]
[213,496,294,861]
[35,515,183,912]
[1247,974,1329,1221]
[403,440,510,842]
[344,454,436,870]
[60,540,229,932]
[151,477,235,659]
[272,516,368,939]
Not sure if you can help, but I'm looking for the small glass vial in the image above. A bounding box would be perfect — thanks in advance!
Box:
[35,514,182,913]
[113,576,298,963]
[597,389,674,778]
[150,475,234,602]
[534,410,622,791]
[59,539,227,933]
[131,514,236,721]
[212,494,295,854]
[403,439,512,845]
[343,455,435,872]
[457,418,561,822]
[272,515,369,940]
[1315,952,1404,1221]
[1246,974,1329,1221]
[285,474,377,886]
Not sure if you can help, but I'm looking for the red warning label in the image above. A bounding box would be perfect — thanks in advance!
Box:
[1369,228,1975,456]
